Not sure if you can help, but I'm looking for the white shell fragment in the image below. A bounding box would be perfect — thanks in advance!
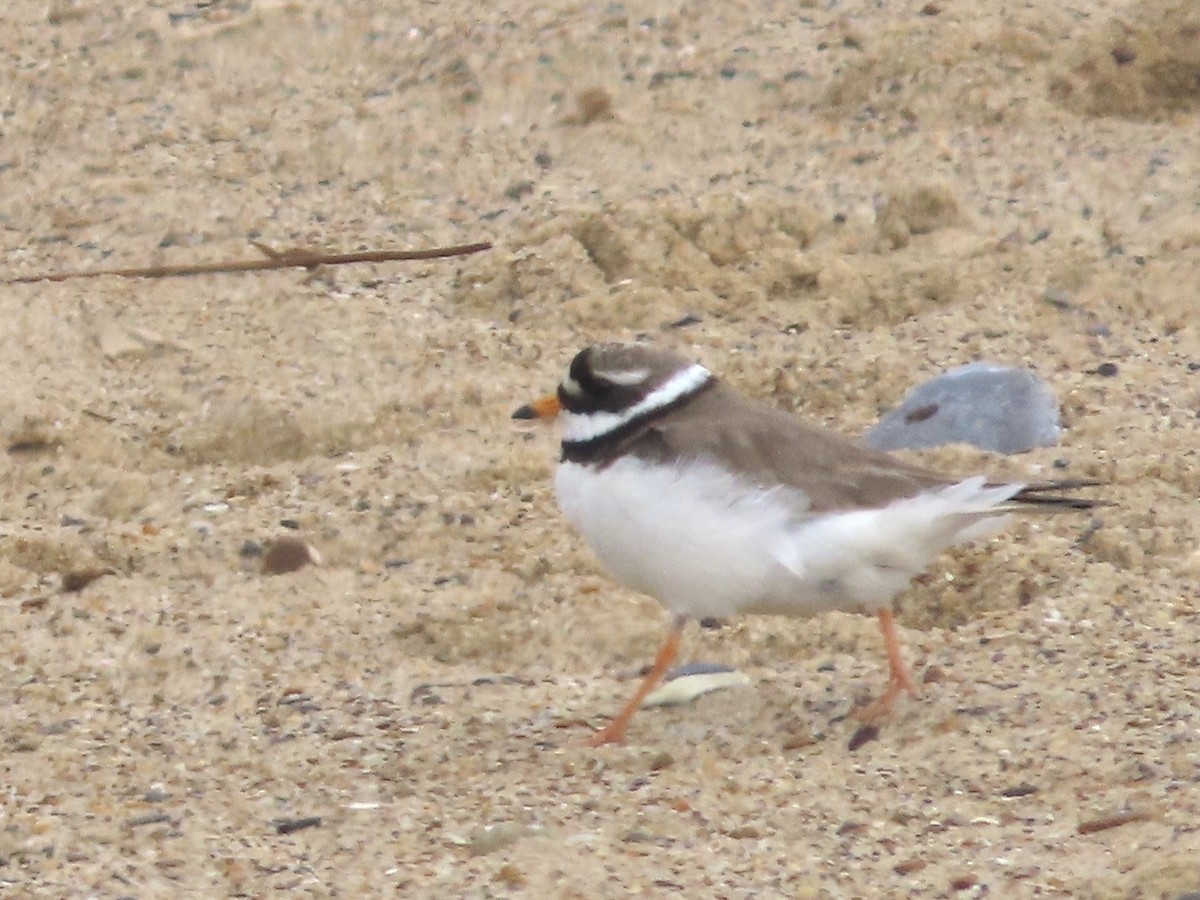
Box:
[641,662,751,708]
[85,308,187,361]
[864,362,1062,454]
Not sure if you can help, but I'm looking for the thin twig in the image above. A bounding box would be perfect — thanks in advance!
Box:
[5,240,492,284]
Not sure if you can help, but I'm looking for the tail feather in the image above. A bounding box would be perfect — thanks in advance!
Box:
[1005,479,1107,511]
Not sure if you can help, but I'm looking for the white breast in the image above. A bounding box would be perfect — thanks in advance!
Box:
[554,457,1020,621]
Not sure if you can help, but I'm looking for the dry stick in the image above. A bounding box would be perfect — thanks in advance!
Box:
[5,240,492,284]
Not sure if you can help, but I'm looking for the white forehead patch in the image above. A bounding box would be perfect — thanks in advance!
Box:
[592,367,651,387]
[562,363,711,444]
[560,376,584,397]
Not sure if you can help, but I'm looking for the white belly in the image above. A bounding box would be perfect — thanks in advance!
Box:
[554,457,812,619]
[554,457,1018,621]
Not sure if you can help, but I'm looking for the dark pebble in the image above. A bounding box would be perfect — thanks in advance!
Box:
[504,180,534,200]
[848,724,880,751]
[666,313,702,329]
[1000,783,1038,798]
[61,568,111,593]
[274,816,322,835]
[127,812,172,828]
[262,537,318,575]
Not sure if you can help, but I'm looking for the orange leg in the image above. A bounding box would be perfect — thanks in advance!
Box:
[853,608,920,721]
[586,616,686,747]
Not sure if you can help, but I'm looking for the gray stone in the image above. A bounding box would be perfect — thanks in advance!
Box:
[865,363,1061,454]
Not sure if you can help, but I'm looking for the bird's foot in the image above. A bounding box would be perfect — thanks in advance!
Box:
[583,720,629,747]
[852,668,919,722]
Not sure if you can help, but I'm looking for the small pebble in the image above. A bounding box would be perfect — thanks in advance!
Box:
[7,435,60,455]
[127,812,172,829]
[575,87,613,124]
[647,751,674,771]
[666,313,702,329]
[725,824,761,839]
[274,816,322,835]
[1076,807,1154,834]
[848,724,880,751]
[922,665,947,684]
[1110,45,1136,66]
[410,684,446,706]
[504,180,534,201]
[61,567,112,593]
[1000,783,1038,798]
[467,822,532,856]
[780,719,818,751]
[494,864,526,887]
[1043,287,1072,309]
[262,537,321,575]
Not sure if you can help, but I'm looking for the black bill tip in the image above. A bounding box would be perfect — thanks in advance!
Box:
[512,404,537,420]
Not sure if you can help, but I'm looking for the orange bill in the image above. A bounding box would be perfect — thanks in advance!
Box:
[512,393,562,420]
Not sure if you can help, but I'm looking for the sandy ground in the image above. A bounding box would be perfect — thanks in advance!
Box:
[2,0,1200,896]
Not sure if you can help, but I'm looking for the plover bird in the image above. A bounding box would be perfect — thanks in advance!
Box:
[514,343,1099,745]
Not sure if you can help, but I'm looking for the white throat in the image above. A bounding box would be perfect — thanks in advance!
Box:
[562,363,711,444]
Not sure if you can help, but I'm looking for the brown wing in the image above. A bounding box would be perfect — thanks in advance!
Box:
[618,383,953,514]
